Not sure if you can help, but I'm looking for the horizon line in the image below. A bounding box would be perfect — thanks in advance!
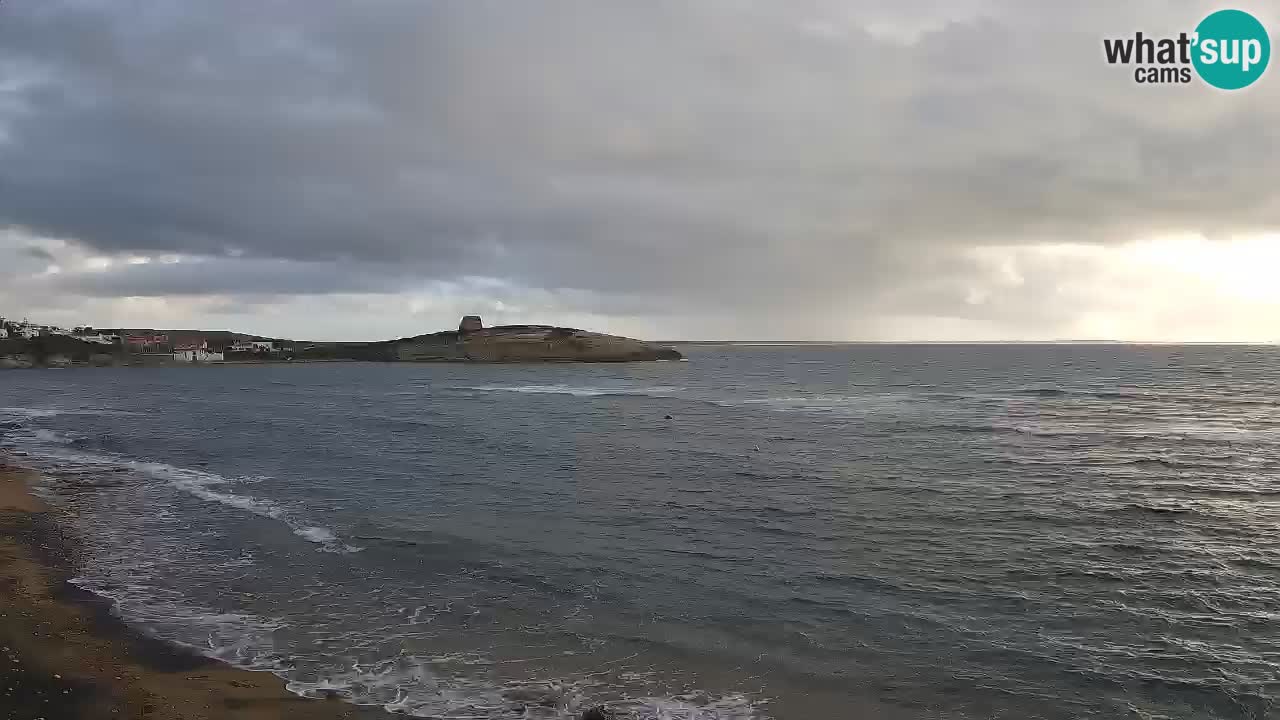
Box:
[659,340,1280,346]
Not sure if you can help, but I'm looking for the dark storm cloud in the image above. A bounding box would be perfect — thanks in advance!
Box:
[2,0,1279,334]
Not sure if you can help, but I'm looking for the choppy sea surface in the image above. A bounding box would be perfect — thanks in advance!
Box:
[3,344,1280,719]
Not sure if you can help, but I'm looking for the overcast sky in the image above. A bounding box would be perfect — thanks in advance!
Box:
[3,0,1280,341]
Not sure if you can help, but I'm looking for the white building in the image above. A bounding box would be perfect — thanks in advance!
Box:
[230,340,274,353]
[0,327,8,339]
[173,348,224,363]
[173,340,224,363]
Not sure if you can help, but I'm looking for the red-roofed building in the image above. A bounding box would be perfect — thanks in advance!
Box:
[125,334,170,353]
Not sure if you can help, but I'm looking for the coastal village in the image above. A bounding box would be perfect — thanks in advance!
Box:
[0,314,294,368]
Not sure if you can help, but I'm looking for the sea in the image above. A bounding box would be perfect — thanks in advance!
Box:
[2,344,1279,720]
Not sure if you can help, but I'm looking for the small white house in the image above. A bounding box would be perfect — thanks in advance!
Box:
[173,341,224,363]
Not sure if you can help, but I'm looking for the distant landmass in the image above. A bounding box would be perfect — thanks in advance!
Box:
[302,316,682,363]
[387,316,682,362]
[0,316,681,368]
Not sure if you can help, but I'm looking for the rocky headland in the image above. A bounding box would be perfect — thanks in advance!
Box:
[384,316,682,363]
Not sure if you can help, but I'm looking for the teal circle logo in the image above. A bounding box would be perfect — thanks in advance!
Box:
[1193,9,1270,89]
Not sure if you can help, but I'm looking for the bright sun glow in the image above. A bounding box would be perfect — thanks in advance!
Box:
[1127,234,1280,303]
[964,234,1280,342]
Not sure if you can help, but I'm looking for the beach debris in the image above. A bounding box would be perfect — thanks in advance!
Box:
[581,706,613,720]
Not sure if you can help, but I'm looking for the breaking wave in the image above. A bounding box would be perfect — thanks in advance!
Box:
[113,459,359,553]
[2,428,358,554]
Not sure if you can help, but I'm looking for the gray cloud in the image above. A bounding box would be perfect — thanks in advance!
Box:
[53,258,418,298]
[2,0,1279,339]
[20,245,55,262]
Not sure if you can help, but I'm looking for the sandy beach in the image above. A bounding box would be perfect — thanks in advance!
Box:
[0,456,365,720]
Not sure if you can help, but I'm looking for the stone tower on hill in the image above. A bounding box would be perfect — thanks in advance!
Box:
[458,315,483,333]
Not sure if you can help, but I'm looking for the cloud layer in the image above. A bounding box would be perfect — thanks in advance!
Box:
[3,0,1280,340]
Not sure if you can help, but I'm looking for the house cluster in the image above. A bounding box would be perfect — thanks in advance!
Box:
[2,315,288,364]
[122,334,283,362]
[169,337,225,363]
[72,327,121,345]
[0,317,76,340]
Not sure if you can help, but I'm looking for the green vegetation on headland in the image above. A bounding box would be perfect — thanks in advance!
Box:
[276,318,682,363]
[0,316,681,369]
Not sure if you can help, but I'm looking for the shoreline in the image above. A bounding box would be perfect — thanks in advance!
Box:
[0,456,369,720]
[0,356,681,370]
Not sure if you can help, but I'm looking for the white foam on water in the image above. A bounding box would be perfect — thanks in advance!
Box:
[295,526,337,544]
[68,577,290,673]
[63,566,775,720]
[0,406,62,419]
[31,428,78,444]
[621,693,767,720]
[282,656,771,719]
[285,654,509,717]
[458,384,684,399]
[125,459,361,554]
[70,571,770,720]
[7,438,359,554]
[0,406,142,419]
[727,393,932,419]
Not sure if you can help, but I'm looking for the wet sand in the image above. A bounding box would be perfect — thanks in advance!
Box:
[0,457,367,720]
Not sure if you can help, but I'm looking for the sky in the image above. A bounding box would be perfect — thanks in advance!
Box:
[3,0,1280,342]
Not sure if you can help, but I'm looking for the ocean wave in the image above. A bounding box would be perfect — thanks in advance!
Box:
[1007,386,1280,408]
[455,384,684,398]
[0,406,63,419]
[1008,386,1160,401]
[69,572,767,720]
[1113,503,1197,517]
[67,577,289,673]
[930,422,1043,436]
[293,526,340,545]
[725,393,930,418]
[284,655,769,719]
[1010,386,1073,398]
[126,460,360,553]
[29,428,80,444]
[8,441,359,554]
[0,406,143,419]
